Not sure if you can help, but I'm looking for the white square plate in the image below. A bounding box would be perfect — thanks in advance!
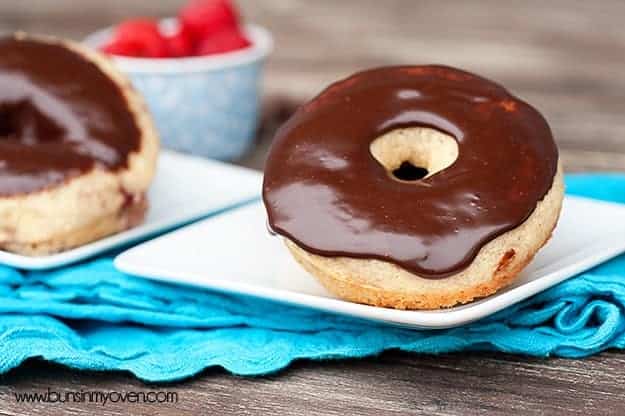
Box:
[0,150,261,270]
[115,195,625,329]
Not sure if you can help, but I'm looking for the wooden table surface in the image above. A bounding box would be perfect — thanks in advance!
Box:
[1,1,624,415]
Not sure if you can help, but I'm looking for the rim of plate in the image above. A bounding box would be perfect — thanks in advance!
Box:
[83,20,273,74]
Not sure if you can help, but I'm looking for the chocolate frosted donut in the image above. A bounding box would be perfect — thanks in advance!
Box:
[263,65,564,309]
[0,34,159,255]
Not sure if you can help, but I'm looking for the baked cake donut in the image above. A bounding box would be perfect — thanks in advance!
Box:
[0,34,159,255]
[263,65,564,310]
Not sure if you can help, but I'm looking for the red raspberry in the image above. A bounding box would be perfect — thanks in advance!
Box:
[102,19,168,58]
[102,39,144,57]
[179,0,239,42]
[195,28,251,55]
[115,19,159,39]
[165,26,194,57]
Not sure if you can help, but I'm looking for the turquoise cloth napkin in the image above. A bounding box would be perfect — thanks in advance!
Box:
[0,174,624,382]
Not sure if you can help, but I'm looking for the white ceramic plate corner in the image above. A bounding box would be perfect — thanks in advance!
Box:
[0,150,261,270]
[115,195,625,329]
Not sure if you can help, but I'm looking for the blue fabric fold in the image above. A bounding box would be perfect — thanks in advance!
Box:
[0,173,624,382]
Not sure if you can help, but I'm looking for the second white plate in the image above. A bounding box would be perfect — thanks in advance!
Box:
[116,196,625,329]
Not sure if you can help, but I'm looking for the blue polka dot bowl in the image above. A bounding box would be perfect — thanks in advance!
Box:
[84,22,273,161]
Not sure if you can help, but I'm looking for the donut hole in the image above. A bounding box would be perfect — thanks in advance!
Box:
[0,101,64,143]
[0,104,19,139]
[392,161,429,181]
[370,127,458,182]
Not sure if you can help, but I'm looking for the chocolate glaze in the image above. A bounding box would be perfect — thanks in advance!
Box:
[262,65,558,279]
[0,37,141,196]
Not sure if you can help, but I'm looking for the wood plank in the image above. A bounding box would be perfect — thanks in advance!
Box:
[2,353,625,416]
